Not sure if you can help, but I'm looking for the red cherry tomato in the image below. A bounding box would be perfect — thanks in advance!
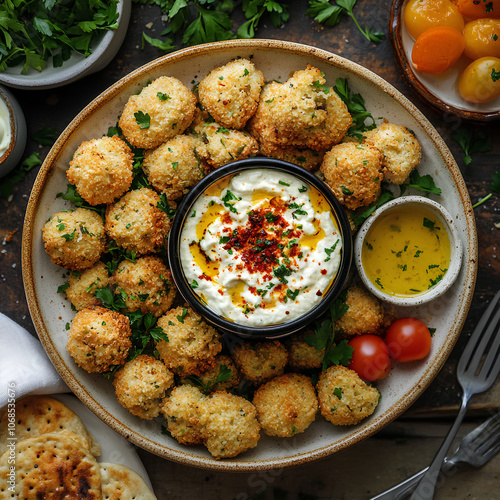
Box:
[386,318,432,362]
[347,335,391,382]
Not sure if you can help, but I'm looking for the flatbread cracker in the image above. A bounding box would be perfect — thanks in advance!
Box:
[0,396,100,457]
[100,463,156,500]
[0,432,102,499]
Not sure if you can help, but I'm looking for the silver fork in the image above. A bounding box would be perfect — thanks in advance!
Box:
[409,289,500,499]
[370,411,500,499]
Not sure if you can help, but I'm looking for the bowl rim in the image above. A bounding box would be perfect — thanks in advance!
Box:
[354,195,464,306]
[167,157,353,339]
[389,0,500,122]
[21,39,478,471]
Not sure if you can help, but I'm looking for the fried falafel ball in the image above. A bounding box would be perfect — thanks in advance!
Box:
[109,256,176,317]
[335,285,396,338]
[119,76,197,149]
[67,306,131,373]
[286,331,325,371]
[156,306,222,376]
[248,65,352,151]
[143,135,206,201]
[66,136,133,205]
[198,58,265,130]
[201,391,260,459]
[65,261,109,311]
[253,373,318,437]
[232,340,288,385]
[181,354,241,393]
[160,385,207,445]
[191,110,259,170]
[42,208,106,271]
[113,355,174,419]
[320,142,383,211]
[363,123,421,185]
[105,188,170,255]
[317,365,379,426]
[258,140,325,172]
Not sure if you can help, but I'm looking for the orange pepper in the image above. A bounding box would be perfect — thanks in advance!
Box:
[454,0,500,20]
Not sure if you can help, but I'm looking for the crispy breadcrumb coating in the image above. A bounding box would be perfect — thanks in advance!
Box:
[232,340,287,385]
[161,385,207,445]
[335,285,396,338]
[105,188,170,255]
[363,123,421,185]
[320,142,383,211]
[67,306,131,373]
[317,365,379,425]
[119,76,197,149]
[286,331,325,370]
[42,208,106,271]
[156,306,222,376]
[143,134,206,200]
[66,136,133,205]
[65,261,109,311]
[109,256,176,317]
[253,373,318,437]
[201,391,260,459]
[198,58,264,129]
[258,140,325,171]
[113,355,174,419]
[248,65,352,151]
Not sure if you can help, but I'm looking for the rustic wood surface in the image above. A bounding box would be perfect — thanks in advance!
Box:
[0,0,499,498]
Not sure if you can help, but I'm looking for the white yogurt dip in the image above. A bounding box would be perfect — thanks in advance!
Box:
[0,97,12,157]
[180,169,342,326]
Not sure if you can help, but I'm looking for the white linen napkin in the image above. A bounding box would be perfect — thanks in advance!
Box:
[0,313,69,408]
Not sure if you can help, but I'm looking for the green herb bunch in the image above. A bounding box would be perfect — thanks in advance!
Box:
[0,0,120,74]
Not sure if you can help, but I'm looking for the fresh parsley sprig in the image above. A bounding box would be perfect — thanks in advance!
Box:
[451,125,491,167]
[186,364,232,393]
[56,183,106,219]
[307,0,385,44]
[400,169,442,197]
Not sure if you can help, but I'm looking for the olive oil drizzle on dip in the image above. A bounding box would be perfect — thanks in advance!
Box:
[361,205,451,296]
[180,169,342,326]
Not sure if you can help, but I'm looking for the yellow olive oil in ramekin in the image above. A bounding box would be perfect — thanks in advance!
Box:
[361,205,451,296]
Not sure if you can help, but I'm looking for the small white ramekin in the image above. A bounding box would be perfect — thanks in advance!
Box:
[354,195,463,307]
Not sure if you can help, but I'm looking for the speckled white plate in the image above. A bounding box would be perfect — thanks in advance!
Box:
[22,40,477,471]
[390,0,500,121]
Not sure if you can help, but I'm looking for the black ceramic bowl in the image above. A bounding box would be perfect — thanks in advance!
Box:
[168,157,352,339]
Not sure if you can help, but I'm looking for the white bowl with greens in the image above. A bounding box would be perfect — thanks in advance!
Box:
[0,0,131,90]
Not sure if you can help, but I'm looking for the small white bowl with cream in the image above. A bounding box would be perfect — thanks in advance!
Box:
[0,85,27,178]
[354,196,463,307]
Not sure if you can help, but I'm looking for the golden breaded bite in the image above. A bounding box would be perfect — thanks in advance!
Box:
[67,306,131,373]
[113,355,174,419]
[156,306,222,376]
[143,134,206,200]
[320,142,383,211]
[253,373,318,437]
[119,76,197,149]
[191,110,259,170]
[42,208,106,271]
[198,58,264,129]
[160,385,207,445]
[105,188,170,255]
[364,123,421,185]
[317,365,379,425]
[286,330,325,370]
[258,140,325,171]
[109,256,176,317]
[335,285,396,338]
[232,340,287,385]
[65,261,109,311]
[248,65,352,151]
[181,354,241,393]
[66,136,133,205]
[201,391,260,459]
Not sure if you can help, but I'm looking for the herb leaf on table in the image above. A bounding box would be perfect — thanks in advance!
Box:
[451,125,491,166]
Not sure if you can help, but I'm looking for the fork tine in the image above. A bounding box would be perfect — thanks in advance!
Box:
[480,441,500,465]
[477,307,500,381]
[458,290,500,375]
[475,420,500,454]
[459,412,500,450]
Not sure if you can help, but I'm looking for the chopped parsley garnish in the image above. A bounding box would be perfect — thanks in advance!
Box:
[333,387,342,399]
[341,185,353,195]
[177,307,189,323]
[414,250,423,257]
[57,282,69,294]
[219,236,230,244]
[190,280,199,289]
[62,231,75,241]
[264,212,279,223]
[325,240,339,262]
[286,288,300,301]
[186,365,232,393]
[274,264,293,284]
[279,180,290,186]
[222,190,240,213]
[190,209,196,218]
[157,193,177,219]
[429,274,444,288]
[157,92,170,101]
[375,277,384,289]
[298,185,308,193]
[423,217,440,231]
[491,68,500,82]
[56,223,65,231]
[134,111,151,129]
[364,241,373,250]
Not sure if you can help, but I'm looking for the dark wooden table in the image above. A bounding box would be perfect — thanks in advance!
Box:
[1,1,499,498]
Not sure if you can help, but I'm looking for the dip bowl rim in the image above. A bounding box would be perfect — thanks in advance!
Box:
[353,195,463,307]
[167,156,353,339]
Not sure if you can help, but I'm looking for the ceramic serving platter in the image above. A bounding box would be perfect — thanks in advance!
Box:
[22,39,477,471]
